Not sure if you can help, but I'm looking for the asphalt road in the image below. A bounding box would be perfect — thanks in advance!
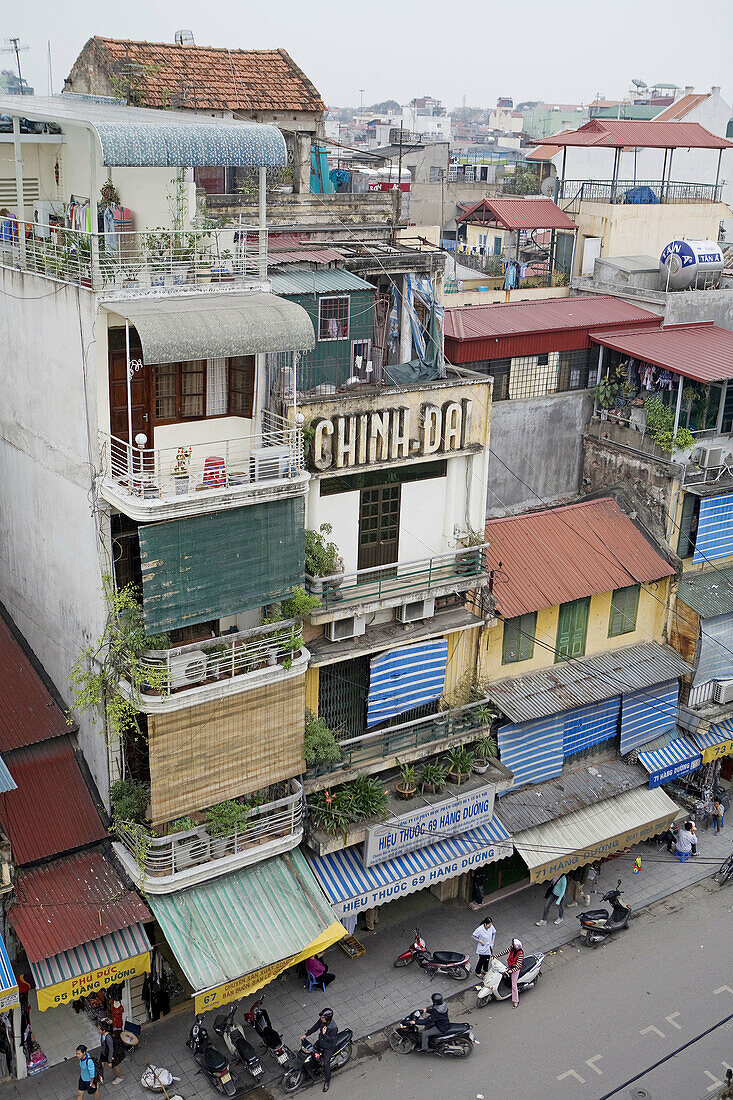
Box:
[334,878,733,1100]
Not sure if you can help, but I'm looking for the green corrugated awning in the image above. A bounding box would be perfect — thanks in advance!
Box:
[676,565,733,618]
[106,292,315,365]
[147,850,345,1009]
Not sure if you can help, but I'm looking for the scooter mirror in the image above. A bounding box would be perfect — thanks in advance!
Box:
[617,879,621,887]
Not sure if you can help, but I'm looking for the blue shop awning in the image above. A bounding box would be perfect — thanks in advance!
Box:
[638,735,702,788]
[0,936,18,1012]
[620,680,679,754]
[308,816,512,918]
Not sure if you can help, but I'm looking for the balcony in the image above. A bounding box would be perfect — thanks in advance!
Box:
[113,780,303,893]
[2,225,267,294]
[305,546,489,623]
[123,620,309,714]
[99,412,307,520]
[587,415,733,486]
[557,179,724,204]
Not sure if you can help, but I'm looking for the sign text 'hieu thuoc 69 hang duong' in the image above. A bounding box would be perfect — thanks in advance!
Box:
[363,784,496,867]
[312,399,474,471]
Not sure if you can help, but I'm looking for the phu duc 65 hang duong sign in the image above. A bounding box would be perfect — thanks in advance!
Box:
[312,399,474,471]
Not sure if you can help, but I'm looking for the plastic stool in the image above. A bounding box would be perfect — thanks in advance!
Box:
[203,455,226,488]
[674,849,691,863]
[306,973,326,993]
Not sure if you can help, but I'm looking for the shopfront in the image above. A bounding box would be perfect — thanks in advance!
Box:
[638,734,703,788]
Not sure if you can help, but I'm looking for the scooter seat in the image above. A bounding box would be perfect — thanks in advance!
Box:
[432,951,466,964]
[580,909,608,921]
[234,1035,257,1062]
[437,1023,471,1037]
[334,1029,353,1047]
[518,955,538,977]
[204,1047,228,1072]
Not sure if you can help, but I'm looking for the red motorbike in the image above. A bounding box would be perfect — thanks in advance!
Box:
[394,927,471,980]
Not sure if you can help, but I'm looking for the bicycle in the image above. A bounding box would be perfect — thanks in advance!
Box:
[715,851,733,885]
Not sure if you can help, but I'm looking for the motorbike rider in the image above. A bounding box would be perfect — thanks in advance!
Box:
[417,992,451,1050]
[302,1007,338,1093]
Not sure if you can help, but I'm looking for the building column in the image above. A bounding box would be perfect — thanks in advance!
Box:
[11,116,26,268]
[399,273,413,363]
[295,133,311,194]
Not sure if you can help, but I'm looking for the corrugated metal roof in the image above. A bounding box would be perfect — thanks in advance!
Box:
[0,758,15,795]
[8,849,151,963]
[458,197,577,231]
[528,118,732,149]
[269,248,346,265]
[0,616,68,752]
[496,758,648,833]
[676,566,733,618]
[0,739,106,864]
[591,322,733,384]
[653,94,710,122]
[487,642,693,723]
[486,497,675,618]
[269,269,375,295]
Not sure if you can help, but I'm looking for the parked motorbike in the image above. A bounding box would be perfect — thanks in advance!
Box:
[476,952,544,1007]
[394,927,471,979]
[388,1011,474,1057]
[243,994,292,1066]
[281,1029,353,1093]
[577,879,631,946]
[186,1015,238,1096]
[213,1003,264,1081]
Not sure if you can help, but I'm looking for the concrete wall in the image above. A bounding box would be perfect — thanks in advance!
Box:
[204,190,399,231]
[486,391,594,516]
[408,180,501,230]
[582,431,676,536]
[441,285,570,307]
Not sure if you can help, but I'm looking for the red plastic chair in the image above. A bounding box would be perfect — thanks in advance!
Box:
[203,455,226,488]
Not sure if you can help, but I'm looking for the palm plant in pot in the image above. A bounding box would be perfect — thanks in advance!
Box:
[444,746,475,785]
[420,760,447,795]
[395,761,418,800]
[472,735,498,774]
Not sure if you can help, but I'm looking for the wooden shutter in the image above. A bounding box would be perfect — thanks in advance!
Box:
[502,612,537,663]
[556,598,590,662]
[608,585,640,637]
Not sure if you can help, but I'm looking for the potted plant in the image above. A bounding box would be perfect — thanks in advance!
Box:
[304,524,344,597]
[351,776,388,820]
[455,527,485,575]
[420,760,446,795]
[395,761,418,800]
[308,788,356,842]
[469,703,495,730]
[170,447,192,494]
[168,816,209,868]
[110,778,149,825]
[472,735,498,774]
[205,800,251,858]
[205,642,230,680]
[304,712,342,773]
[444,746,475,785]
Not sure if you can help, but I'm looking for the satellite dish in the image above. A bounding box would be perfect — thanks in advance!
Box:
[541,175,555,197]
[632,78,648,89]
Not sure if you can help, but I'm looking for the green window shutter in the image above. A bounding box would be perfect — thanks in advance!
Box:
[556,598,590,662]
[677,493,699,559]
[608,584,640,637]
[502,612,537,664]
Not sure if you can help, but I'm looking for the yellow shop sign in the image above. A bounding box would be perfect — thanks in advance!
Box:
[37,952,151,1012]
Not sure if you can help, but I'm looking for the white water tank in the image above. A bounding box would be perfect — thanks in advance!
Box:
[659,239,724,290]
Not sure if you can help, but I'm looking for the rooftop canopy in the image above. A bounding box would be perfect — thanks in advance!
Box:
[527,118,733,150]
[0,93,287,168]
[456,196,577,231]
[591,321,733,383]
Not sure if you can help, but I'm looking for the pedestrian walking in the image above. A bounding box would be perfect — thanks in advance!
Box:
[566,865,590,908]
[75,1044,100,1100]
[536,874,567,925]
[712,799,725,834]
[471,916,496,976]
[363,906,380,932]
[494,938,524,1008]
[302,1007,338,1093]
[98,1021,124,1085]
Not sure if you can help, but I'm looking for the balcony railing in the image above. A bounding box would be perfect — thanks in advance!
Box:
[1,224,266,292]
[114,781,302,891]
[558,179,724,205]
[99,412,305,510]
[305,545,489,613]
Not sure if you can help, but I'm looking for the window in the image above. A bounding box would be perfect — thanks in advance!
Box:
[502,612,537,664]
[152,357,255,425]
[608,584,640,637]
[318,296,350,341]
[228,356,255,418]
[677,493,700,558]
[429,165,442,182]
[537,353,549,366]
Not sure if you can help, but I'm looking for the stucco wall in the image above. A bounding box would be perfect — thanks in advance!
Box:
[582,432,676,536]
[441,286,570,307]
[574,201,729,272]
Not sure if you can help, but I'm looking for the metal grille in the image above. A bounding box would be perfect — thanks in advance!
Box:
[319,656,370,740]
[462,347,599,401]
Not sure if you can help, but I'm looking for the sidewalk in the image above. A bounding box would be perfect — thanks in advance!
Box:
[4,824,730,1100]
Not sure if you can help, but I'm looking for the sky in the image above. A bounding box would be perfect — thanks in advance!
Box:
[5,0,732,111]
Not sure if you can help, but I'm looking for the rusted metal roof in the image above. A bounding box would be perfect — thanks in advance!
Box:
[496,757,648,833]
[487,642,692,723]
[653,93,710,122]
[8,848,151,962]
[485,497,675,618]
[457,197,577,231]
[0,615,69,752]
[444,295,660,362]
[528,118,732,149]
[0,739,106,865]
[591,322,733,383]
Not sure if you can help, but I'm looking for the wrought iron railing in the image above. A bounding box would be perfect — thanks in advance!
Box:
[557,179,724,204]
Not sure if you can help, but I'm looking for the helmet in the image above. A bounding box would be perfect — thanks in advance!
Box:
[319,1008,334,1021]
[431,993,444,1006]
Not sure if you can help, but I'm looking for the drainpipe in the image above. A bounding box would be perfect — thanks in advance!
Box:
[12,116,26,269]
[714,149,723,199]
[716,380,728,434]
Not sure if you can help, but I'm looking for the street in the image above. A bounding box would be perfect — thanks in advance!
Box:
[335,878,733,1100]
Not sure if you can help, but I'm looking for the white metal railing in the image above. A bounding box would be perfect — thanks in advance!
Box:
[131,619,303,697]
[1,224,266,291]
[99,412,304,502]
[688,681,717,708]
[115,781,302,878]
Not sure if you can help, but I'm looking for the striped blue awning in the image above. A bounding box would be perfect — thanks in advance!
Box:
[562,697,621,756]
[638,736,702,787]
[0,756,16,794]
[620,680,679,754]
[694,493,733,564]
[309,816,512,917]
[497,713,563,790]
[0,935,18,1010]
[30,922,151,990]
[691,717,733,754]
[366,639,447,727]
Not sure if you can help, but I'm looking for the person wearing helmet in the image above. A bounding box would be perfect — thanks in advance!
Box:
[494,938,524,1008]
[302,1008,338,1092]
[417,991,451,1051]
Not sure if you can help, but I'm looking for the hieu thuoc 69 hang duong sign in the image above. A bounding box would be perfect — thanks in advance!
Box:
[363,784,496,867]
[312,399,474,471]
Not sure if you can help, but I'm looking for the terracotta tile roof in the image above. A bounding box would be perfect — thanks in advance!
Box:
[0,615,68,752]
[653,94,710,122]
[485,497,675,619]
[90,37,325,113]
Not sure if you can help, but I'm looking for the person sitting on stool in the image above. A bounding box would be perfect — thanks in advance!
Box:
[305,953,336,988]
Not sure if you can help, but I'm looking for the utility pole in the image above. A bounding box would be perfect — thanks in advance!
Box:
[359,88,364,116]
[2,37,29,94]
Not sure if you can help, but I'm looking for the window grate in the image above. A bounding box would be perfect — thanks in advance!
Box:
[319,656,370,740]
[462,347,600,402]
[318,296,350,341]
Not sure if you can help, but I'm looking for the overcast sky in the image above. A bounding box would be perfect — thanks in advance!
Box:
[6,0,732,110]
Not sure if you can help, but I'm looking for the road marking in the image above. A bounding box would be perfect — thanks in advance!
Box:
[704,1070,723,1091]
[640,1025,665,1038]
[585,1055,603,1076]
[714,985,733,996]
[665,1012,682,1030]
[557,1070,585,1084]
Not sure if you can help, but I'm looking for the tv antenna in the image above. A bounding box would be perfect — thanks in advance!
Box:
[2,36,29,94]
[631,77,648,89]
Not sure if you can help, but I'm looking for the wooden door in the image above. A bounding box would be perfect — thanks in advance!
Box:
[358,484,400,572]
[555,597,590,662]
[109,347,150,442]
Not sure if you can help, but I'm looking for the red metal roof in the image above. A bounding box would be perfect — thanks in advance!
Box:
[528,118,732,149]
[444,295,661,363]
[485,497,675,619]
[8,848,151,962]
[457,197,577,231]
[0,739,106,865]
[591,322,733,383]
[653,94,710,122]
[0,616,68,752]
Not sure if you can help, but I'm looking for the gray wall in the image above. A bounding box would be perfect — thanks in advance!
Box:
[487,391,594,517]
[409,180,501,230]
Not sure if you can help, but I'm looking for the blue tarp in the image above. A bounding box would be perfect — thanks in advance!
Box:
[623,185,660,204]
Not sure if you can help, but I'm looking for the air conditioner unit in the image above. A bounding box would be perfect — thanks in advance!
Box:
[699,446,724,469]
[172,831,210,869]
[396,597,436,624]
[168,650,207,690]
[713,679,733,705]
[250,445,292,482]
[325,615,366,643]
